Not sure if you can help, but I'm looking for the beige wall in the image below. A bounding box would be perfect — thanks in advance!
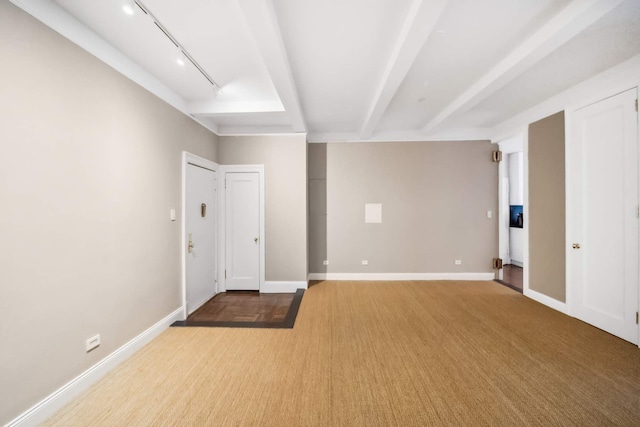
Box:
[0,3,218,424]
[308,144,328,273]
[218,135,307,282]
[528,111,566,302]
[309,141,498,274]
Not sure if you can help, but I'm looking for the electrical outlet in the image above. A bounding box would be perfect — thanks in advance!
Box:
[362,260,369,265]
[323,260,329,266]
[487,210,492,219]
[86,334,101,352]
[454,260,462,265]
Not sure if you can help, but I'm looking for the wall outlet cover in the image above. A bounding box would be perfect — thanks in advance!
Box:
[86,334,101,352]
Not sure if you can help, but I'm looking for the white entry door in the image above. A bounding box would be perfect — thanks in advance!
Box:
[185,163,217,315]
[569,88,639,344]
[225,172,260,290]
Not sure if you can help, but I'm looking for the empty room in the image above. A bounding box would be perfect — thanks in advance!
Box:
[2,0,640,425]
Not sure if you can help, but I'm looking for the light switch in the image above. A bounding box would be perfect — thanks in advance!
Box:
[487,210,492,219]
[170,209,176,221]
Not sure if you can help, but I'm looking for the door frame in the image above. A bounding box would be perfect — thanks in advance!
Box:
[496,132,526,285]
[218,164,266,292]
[565,86,640,346]
[181,151,220,320]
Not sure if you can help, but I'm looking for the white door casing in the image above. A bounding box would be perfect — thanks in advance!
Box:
[568,88,639,344]
[225,172,261,291]
[497,133,524,278]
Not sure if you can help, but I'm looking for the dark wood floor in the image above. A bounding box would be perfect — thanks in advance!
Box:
[501,264,523,292]
[188,291,295,323]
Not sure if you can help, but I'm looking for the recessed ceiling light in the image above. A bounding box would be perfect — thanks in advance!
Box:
[122,4,135,15]
[176,57,185,67]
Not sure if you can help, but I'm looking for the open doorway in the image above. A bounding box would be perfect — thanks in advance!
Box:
[497,133,524,293]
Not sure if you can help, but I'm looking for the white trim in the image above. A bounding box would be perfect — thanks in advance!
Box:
[524,288,568,314]
[216,132,305,137]
[181,152,220,320]
[510,260,524,268]
[306,272,495,281]
[6,307,183,427]
[217,126,301,136]
[262,281,307,293]
[522,130,531,295]
[496,132,526,278]
[218,165,266,292]
[306,129,492,143]
[187,100,285,115]
[565,107,576,317]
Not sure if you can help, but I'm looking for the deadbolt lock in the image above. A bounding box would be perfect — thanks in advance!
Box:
[572,243,581,249]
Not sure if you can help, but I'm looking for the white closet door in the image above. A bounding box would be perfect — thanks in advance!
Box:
[225,172,260,291]
[569,88,639,344]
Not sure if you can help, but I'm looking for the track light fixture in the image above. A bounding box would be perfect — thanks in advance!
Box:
[131,0,221,91]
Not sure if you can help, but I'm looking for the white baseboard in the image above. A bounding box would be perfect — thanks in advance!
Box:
[7,307,184,427]
[307,272,495,281]
[524,288,567,314]
[261,281,307,293]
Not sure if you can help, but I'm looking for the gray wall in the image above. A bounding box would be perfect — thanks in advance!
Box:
[529,111,566,302]
[218,135,308,282]
[308,144,327,274]
[0,3,218,424]
[309,141,498,274]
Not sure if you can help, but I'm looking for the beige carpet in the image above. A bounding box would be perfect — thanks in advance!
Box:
[46,281,640,426]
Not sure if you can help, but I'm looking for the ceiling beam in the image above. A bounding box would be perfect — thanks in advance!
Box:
[421,0,625,134]
[237,0,306,132]
[359,0,449,139]
[187,100,285,115]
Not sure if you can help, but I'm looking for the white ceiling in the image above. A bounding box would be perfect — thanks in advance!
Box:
[15,0,640,141]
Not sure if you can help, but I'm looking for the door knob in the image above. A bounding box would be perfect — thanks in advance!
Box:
[254,237,259,244]
[572,243,581,249]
